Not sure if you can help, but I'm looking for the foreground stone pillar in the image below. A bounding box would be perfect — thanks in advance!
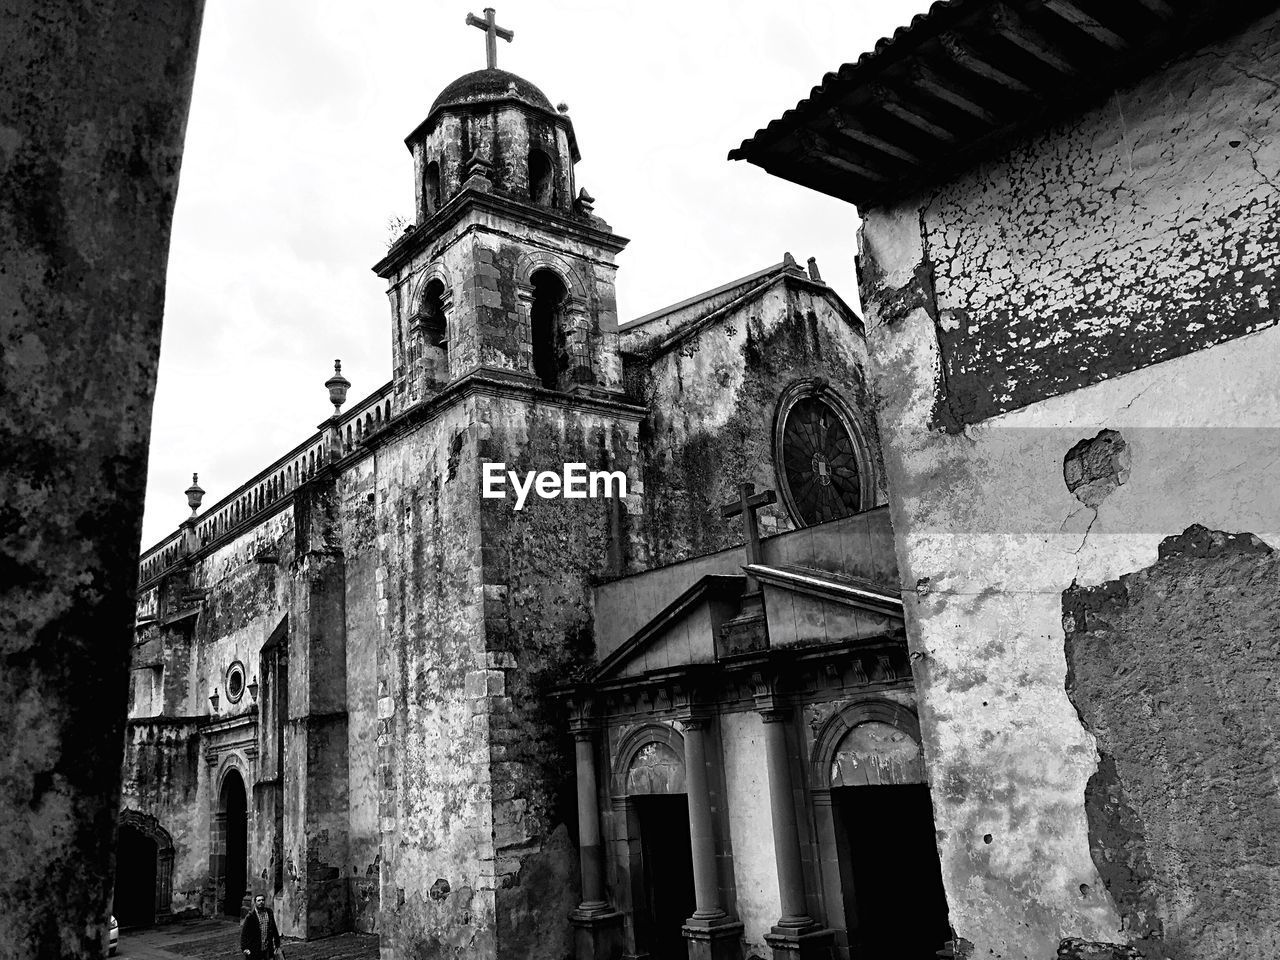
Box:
[758,704,833,960]
[682,716,743,960]
[0,3,204,956]
[569,710,623,960]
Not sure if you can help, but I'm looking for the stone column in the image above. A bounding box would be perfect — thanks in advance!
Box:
[681,715,743,960]
[758,702,833,960]
[569,699,622,960]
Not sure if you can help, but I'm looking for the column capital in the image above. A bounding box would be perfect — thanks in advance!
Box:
[751,671,789,719]
[677,712,715,732]
[758,704,792,724]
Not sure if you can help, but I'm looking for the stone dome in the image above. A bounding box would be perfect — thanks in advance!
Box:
[428,68,555,119]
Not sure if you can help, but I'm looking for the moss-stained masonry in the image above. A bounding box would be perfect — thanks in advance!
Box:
[854,11,1280,960]
[626,276,885,565]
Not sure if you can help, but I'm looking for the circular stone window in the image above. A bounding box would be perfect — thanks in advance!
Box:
[775,384,866,526]
[226,661,246,704]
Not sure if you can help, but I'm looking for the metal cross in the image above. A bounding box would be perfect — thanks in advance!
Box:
[720,481,777,590]
[466,8,514,70]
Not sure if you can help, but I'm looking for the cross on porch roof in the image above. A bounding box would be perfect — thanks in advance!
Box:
[721,481,777,591]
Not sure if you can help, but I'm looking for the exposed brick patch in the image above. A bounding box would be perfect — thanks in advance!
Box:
[1063,525,1280,959]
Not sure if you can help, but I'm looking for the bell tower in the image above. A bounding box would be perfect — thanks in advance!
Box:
[373,10,628,407]
[369,12,644,960]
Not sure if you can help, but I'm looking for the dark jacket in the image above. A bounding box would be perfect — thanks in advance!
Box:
[239,907,281,960]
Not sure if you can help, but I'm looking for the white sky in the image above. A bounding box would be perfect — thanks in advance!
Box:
[141,0,927,548]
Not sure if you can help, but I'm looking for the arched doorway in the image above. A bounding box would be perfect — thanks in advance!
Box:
[216,769,249,917]
[614,726,696,959]
[114,824,157,928]
[113,810,174,928]
[815,707,951,959]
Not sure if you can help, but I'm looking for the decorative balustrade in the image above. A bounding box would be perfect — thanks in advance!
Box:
[137,382,395,587]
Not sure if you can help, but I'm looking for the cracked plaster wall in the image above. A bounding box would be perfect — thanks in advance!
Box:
[855,12,1280,959]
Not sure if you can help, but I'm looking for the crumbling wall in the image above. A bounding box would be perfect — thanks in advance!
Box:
[855,11,1280,958]
[637,282,884,566]
[1063,526,1280,959]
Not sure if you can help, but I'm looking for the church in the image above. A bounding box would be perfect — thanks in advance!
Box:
[120,11,948,960]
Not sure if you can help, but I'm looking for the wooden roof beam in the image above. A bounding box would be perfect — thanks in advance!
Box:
[907,63,1002,126]
[938,33,1039,98]
[1036,0,1129,51]
[872,84,961,143]
[823,110,928,166]
[1132,0,1177,21]
[989,4,1082,78]
[795,130,892,182]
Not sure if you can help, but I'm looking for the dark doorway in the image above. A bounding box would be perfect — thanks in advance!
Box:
[114,824,157,928]
[635,794,696,959]
[220,770,248,916]
[835,784,950,959]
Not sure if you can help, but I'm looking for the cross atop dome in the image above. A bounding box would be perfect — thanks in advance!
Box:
[465,7,513,70]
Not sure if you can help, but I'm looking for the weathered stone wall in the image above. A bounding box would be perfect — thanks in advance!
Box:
[856,12,1280,959]
[383,214,624,407]
[475,393,645,957]
[339,456,382,932]
[373,400,492,958]
[633,280,885,566]
[120,720,206,916]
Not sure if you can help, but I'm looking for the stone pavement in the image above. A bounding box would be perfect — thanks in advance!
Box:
[118,919,378,960]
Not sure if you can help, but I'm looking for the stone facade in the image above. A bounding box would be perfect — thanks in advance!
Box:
[123,62,885,960]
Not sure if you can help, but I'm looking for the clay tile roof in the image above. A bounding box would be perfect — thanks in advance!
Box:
[729,0,1275,209]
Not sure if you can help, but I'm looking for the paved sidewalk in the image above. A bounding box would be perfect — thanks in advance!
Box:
[119,919,378,960]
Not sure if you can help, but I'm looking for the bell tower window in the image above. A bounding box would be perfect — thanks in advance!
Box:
[530,269,567,390]
[425,160,441,214]
[528,149,553,206]
[419,278,449,385]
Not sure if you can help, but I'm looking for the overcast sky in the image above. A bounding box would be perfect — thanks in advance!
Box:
[141,0,927,548]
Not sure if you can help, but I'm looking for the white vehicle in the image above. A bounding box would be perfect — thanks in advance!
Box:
[108,916,119,956]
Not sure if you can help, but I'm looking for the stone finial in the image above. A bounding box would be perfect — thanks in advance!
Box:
[556,102,569,114]
[575,188,596,216]
[184,472,205,516]
[807,256,823,282]
[325,359,351,414]
[783,251,804,275]
[463,150,493,193]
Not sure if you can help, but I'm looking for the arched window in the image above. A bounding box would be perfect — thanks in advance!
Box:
[528,149,553,206]
[529,269,567,390]
[419,278,449,386]
[425,160,441,214]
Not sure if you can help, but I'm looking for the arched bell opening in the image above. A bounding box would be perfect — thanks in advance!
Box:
[528,148,554,206]
[530,269,568,390]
